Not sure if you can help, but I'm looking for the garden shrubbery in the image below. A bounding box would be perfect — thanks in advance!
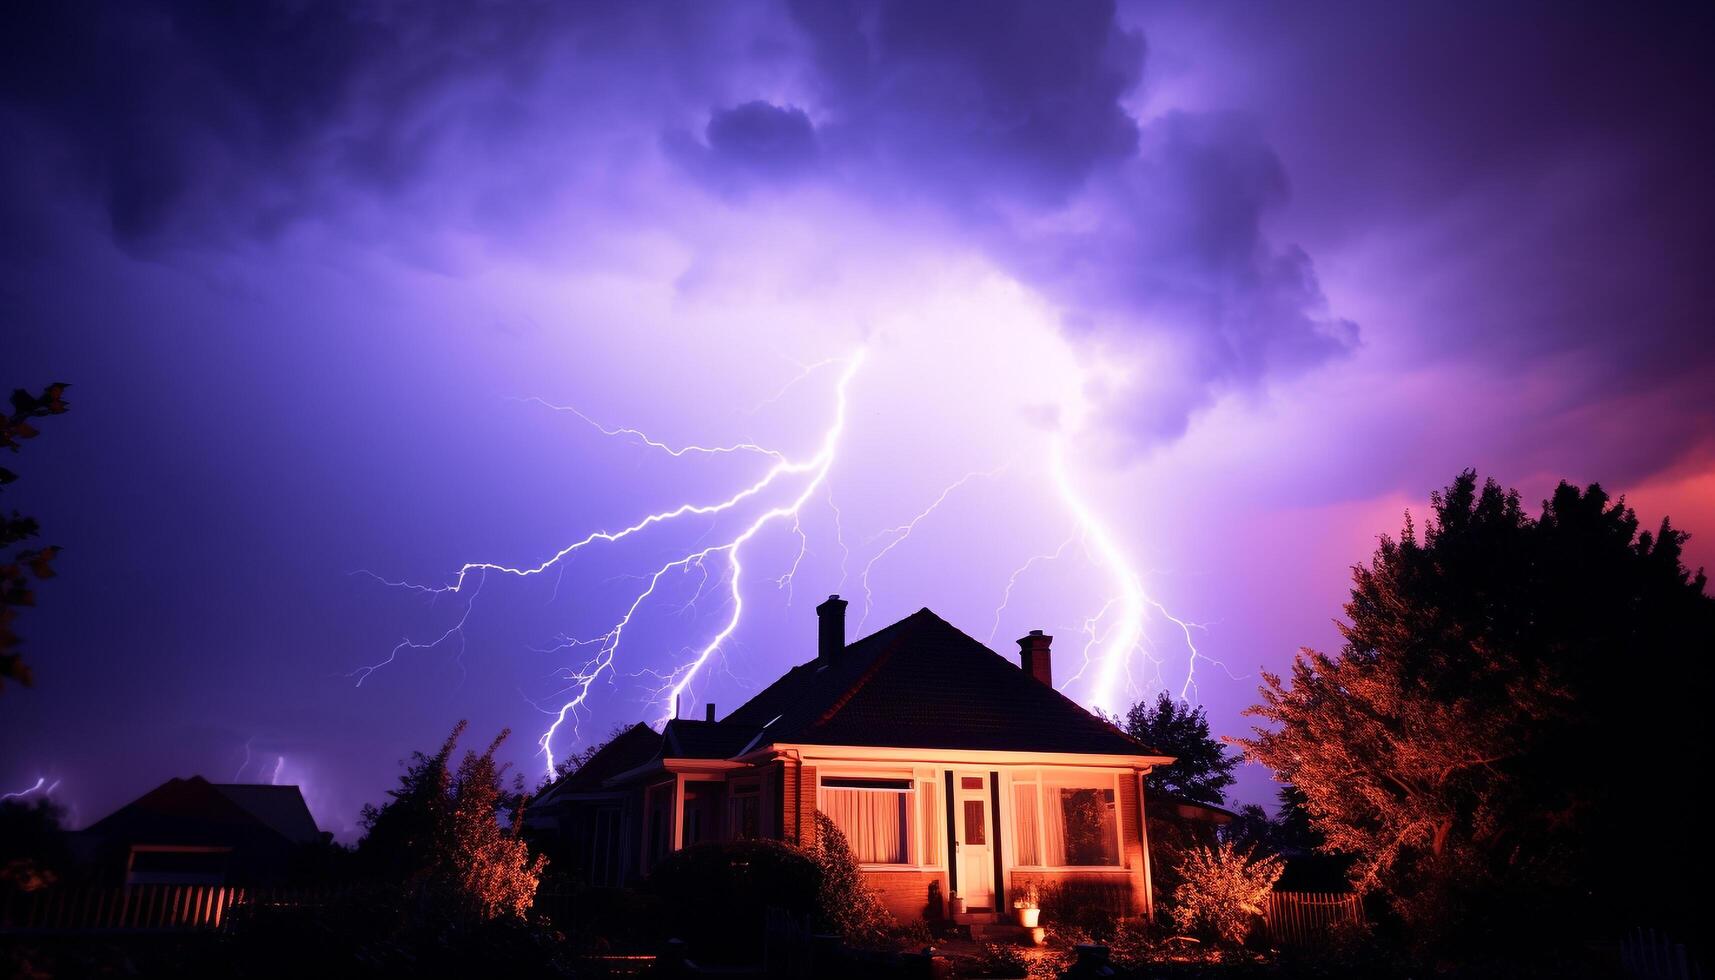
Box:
[647,838,820,963]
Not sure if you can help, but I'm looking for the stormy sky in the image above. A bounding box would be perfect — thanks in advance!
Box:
[4,0,1712,836]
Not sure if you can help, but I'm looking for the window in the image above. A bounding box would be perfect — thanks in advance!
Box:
[818,775,944,867]
[590,806,621,886]
[821,777,910,864]
[728,781,761,840]
[1012,772,1121,868]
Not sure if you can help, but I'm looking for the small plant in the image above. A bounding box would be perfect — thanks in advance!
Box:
[1011,882,1040,910]
[1169,840,1283,946]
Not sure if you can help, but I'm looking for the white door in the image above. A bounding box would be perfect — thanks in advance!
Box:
[953,773,994,911]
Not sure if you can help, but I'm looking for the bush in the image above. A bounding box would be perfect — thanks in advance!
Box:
[808,812,896,944]
[1169,842,1282,946]
[647,839,819,963]
[1039,877,1133,940]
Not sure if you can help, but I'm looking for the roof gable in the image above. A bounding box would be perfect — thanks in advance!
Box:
[544,722,663,797]
[83,776,320,846]
[724,608,1160,757]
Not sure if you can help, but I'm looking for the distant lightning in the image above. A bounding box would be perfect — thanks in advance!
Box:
[988,531,1078,644]
[3,777,60,801]
[858,465,1007,630]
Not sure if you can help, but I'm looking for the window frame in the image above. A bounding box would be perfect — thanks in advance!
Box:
[1007,768,1128,872]
[815,767,946,871]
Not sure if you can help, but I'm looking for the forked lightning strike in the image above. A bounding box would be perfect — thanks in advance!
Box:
[364,347,1221,776]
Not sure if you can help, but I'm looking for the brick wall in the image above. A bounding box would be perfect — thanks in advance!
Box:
[859,869,949,922]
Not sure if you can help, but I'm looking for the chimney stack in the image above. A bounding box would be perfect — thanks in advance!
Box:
[1018,630,1053,687]
[705,703,715,722]
[817,594,848,662]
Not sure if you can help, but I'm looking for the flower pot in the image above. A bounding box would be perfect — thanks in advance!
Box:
[1016,907,1040,928]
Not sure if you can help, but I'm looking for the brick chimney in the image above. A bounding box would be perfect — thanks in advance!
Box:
[817,594,848,662]
[705,703,715,722]
[1017,630,1053,687]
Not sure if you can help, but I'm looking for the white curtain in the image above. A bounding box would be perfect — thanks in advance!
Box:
[918,782,940,866]
[1012,783,1041,866]
[822,789,908,864]
[1041,787,1068,866]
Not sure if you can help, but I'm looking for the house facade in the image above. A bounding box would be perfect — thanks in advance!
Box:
[528,598,1173,922]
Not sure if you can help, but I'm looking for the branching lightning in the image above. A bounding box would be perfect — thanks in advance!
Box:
[365,347,1228,777]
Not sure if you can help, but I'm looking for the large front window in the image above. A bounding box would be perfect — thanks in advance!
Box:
[1012,772,1122,868]
[819,776,941,866]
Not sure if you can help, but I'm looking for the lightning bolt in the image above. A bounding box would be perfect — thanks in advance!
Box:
[1047,435,1228,710]
[365,344,1231,779]
[366,352,866,774]
[2,777,60,801]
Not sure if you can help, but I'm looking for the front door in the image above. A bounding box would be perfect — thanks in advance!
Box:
[953,773,994,911]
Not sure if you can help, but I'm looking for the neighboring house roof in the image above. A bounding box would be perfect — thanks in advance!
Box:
[662,718,762,760]
[81,776,321,847]
[210,784,323,843]
[722,607,1163,758]
[1155,792,1237,825]
[540,722,664,800]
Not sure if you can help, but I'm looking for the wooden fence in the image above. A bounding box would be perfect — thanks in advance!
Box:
[0,885,322,934]
[1262,890,1364,946]
[1622,927,1705,980]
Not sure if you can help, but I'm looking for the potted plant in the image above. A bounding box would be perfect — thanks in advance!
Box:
[1012,883,1040,927]
[949,891,965,916]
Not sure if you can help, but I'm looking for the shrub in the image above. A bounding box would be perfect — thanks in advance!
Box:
[647,838,820,964]
[1169,841,1282,946]
[1039,877,1132,940]
[808,811,896,944]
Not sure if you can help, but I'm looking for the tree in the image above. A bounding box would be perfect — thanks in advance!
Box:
[1120,692,1238,805]
[359,721,548,920]
[1239,471,1714,949]
[2,383,70,691]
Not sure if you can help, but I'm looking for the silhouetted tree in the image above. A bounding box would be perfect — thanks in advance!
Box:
[1120,692,1238,805]
[0,796,69,895]
[359,721,548,920]
[1240,471,1714,951]
[2,383,70,691]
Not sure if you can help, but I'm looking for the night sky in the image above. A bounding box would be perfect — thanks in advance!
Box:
[4,1,1712,839]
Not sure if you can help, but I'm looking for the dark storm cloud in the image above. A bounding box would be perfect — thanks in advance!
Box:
[785,0,1143,204]
[770,0,1354,438]
[2,0,1352,444]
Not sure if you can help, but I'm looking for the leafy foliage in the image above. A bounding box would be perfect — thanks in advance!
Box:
[1120,692,1238,805]
[1,383,71,691]
[357,720,547,921]
[647,838,820,964]
[808,811,896,944]
[1240,471,1715,948]
[1169,841,1283,946]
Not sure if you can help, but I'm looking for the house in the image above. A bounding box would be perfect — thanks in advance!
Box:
[72,776,325,885]
[528,597,1174,922]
